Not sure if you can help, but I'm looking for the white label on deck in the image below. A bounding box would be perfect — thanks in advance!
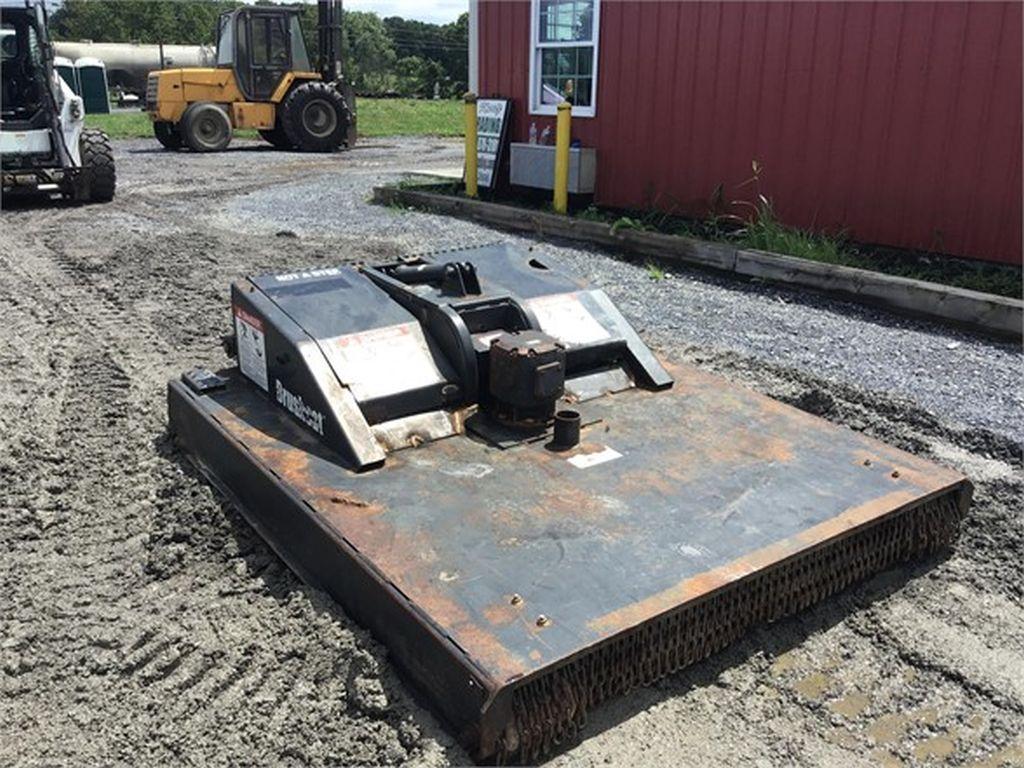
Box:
[568,446,622,469]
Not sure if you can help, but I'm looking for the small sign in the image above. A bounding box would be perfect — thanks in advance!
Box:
[475,98,511,189]
[233,305,268,392]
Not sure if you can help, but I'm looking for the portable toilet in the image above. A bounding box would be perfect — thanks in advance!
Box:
[54,56,80,94]
[75,57,110,114]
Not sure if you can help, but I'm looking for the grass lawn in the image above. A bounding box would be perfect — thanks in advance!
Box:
[85,111,154,138]
[85,97,462,140]
[358,98,462,137]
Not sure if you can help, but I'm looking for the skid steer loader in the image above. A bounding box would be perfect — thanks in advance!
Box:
[1,0,115,203]
[146,0,354,153]
[169,244,972,763]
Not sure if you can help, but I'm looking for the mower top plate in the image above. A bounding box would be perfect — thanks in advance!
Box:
[192,360,967,687]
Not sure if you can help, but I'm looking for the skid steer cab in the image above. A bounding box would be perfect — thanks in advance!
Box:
[147,1,355,153]
[1,0,115,202]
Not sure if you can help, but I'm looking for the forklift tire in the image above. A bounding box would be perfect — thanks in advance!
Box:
[259,125,293,150]
[154,121,183,150]
[181,102,233,152]
[75,129,116,203]
[281,82,348,152]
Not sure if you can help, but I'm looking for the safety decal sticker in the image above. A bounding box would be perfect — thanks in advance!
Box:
[328,322,446,401]
[233,305,268,392]
[526,293,611,346]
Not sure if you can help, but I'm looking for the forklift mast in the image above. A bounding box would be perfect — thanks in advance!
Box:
[317,0,343,83]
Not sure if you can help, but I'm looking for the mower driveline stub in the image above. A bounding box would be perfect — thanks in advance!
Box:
[168,360,970,762]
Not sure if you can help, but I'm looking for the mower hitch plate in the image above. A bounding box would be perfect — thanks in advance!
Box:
[168,361,970,762]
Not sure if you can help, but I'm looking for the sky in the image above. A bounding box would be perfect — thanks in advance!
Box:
[343,0,467,24]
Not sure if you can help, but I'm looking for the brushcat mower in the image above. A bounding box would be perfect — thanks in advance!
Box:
[169,244,971,763]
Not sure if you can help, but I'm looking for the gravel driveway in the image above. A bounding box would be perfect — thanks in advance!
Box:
[1,137,1021,767]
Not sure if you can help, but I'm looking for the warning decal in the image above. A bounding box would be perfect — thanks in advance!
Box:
[526,293,611,346]
[233,305,268,392]
[327,322,446,402]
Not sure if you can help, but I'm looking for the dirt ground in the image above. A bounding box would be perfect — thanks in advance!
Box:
[1,138,1022,767]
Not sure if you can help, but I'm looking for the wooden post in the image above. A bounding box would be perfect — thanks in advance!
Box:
[553,101,572,214]
[464,92,478,198]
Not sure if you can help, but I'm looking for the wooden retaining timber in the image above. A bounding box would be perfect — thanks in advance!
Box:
[373,186,1022,340]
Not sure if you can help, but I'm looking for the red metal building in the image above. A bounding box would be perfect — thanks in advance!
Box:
[469,1,1022,265]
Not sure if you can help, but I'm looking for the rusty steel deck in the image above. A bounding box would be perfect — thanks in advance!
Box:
[168,360,971,763]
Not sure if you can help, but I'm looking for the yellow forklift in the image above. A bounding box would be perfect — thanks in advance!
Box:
[146,0,354,152]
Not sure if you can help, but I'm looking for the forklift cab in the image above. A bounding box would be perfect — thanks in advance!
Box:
[215,7,312,101]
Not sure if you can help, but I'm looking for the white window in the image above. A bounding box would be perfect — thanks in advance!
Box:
[529,0,600,118]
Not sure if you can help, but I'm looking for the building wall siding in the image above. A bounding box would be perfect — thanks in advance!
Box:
[478,1,1022,264]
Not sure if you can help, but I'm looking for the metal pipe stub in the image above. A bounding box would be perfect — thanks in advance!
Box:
[550,409,581,450]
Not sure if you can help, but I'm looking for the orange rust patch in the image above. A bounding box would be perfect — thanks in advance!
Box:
[533,485,604,519]
[484,601,521,627]
[218,409,385,513]
[664,360,966,490]
[851,448,964,495]
[614,428,793,497]
[326,491,374,509]
[588,489,928,635]
[514,485,634,542]
[217,407,526,683]
[730,432,792,464]
[617,468,678,498]
[325,506,527,681]
[569,441,609,456]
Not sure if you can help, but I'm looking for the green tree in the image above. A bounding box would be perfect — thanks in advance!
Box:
[394,54,445,99]
[50,0,238,45]
[341,10,396,95]
[384,12,467,97]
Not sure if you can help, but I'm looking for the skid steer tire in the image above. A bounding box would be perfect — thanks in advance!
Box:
[281,82,348,152]
[75,129,116,203]
[259,124,293,150]
[154,121,183,150]
[181,102,232,152]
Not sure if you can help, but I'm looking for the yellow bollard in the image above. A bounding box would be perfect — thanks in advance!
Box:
[464,92,478,198]
[553,101,572,214]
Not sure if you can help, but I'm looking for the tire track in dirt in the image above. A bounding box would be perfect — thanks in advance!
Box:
[1,149,460,767]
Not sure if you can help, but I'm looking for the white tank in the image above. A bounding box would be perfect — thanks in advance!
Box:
[53,41,215,93]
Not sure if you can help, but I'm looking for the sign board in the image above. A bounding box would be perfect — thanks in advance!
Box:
[475,98,512,189]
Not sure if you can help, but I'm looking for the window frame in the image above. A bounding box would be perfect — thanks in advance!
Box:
[249,12,290,69]
[528,0,600,118]
[288,16,311,72]
[215,12,234,67]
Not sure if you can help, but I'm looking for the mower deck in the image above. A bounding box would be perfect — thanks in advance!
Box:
[168,360,970,763]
